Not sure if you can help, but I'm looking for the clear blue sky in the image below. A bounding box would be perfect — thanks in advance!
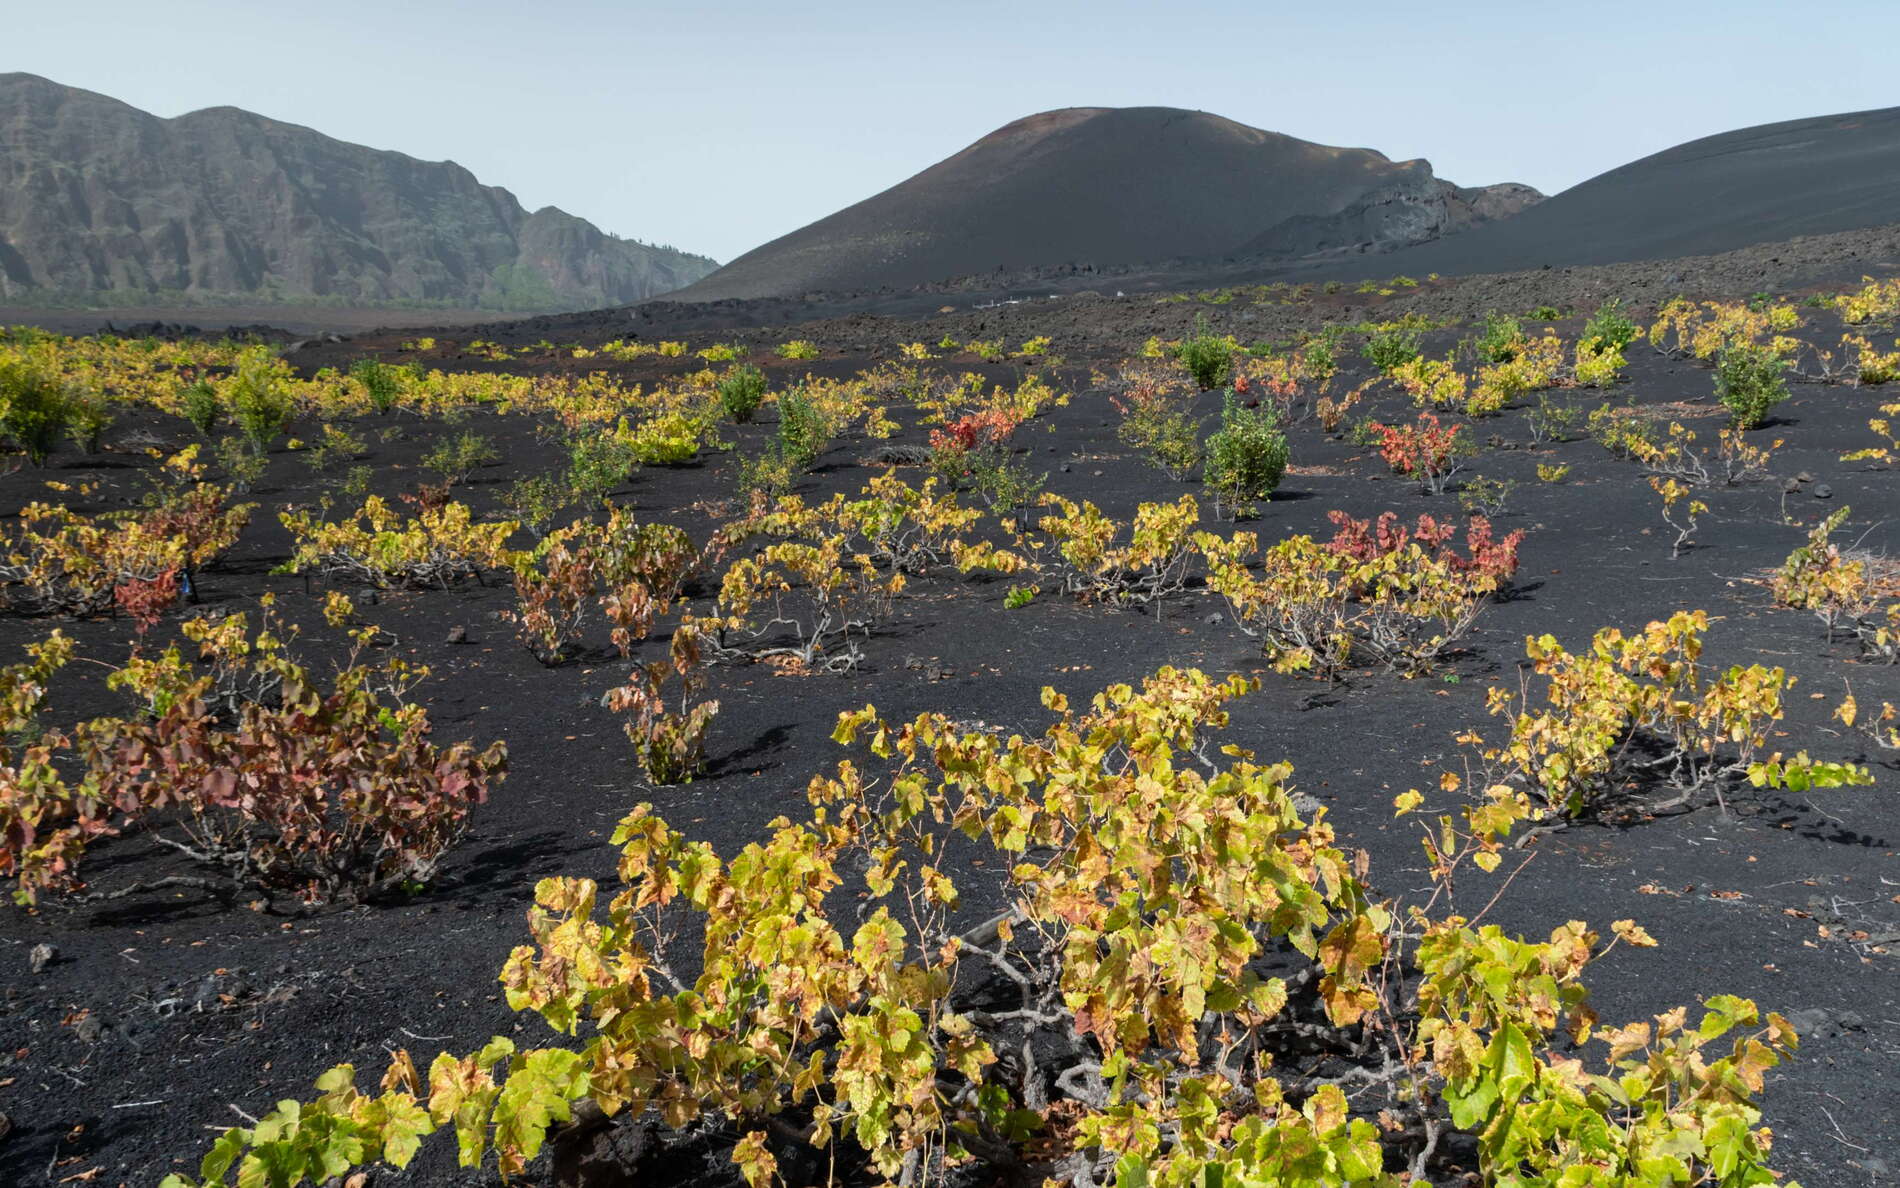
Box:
[10,0,1897,263]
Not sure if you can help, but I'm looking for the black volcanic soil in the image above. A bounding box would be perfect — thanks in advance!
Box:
[283,223,1900,379]
[1,251,1898,1187]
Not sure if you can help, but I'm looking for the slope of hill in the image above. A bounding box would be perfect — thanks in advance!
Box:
[1318,106,1900,280]
[677,106,1539,300]
[0,73,717,310]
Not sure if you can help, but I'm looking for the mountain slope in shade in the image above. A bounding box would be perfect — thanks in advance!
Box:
[678,106,1540,300]
[0,73,717,310]
[1322,106,1900,280]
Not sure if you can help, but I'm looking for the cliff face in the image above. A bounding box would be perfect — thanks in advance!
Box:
[676,106,1542,300]
[0,74,717,309]
[1231,177,1544,261]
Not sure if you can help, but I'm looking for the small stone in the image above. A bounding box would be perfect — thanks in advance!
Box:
[1092,470,1104,478]
[1060,464,1071,473]
[1204,613,1224,626]
[28,943,56,974]
[1813,484,1833,499]
[1782,478,1801,494]
[446,625,468,644]
[1796,471,1815,484]
[73,1014,105,1044]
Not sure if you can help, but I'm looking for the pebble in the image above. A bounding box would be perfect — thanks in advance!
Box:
[1204,613,1224,626]
[1796,471,1815,483]
[1813,483,1833,499]
[1782,478,1801,494]
[28,943,56,974]
[446,624,468,644]
[73,1014,105,1044]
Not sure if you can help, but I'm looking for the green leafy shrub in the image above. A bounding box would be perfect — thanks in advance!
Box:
[716,364,768,424]
[0,356,75,466]
[1715,344,1789,429]
[226,349,294,455]
[350,359,405,414]
[422,430,500,486]
[1203,392,1288,518]
[1473,311,1523,363]
[1362,326,1422,374]
[775,384,829,470]
[1583,298,1639,353]
[503,473,570,539]
[182,379,223,436]
[66,390,114,454]
[565,433,640,505]
[1175,320,1235,389]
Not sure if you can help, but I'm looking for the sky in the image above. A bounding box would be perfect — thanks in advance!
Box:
[9,0,1898,264]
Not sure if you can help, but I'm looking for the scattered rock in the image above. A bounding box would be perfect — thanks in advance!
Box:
[1204,613,1224,626]
[1813,483,1833,499]
[1782,477,1801,494]
[446,624,468,644]
[1796,471,1815,483]
[28,943,56,974]
[73,1014,105,1044]
[1782,1006,1866,1040]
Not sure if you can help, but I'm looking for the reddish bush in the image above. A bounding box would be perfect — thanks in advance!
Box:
[1326,510,1525,583]
[113,568,180,637]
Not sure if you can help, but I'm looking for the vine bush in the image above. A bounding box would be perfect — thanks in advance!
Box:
[160,666,1815,1188]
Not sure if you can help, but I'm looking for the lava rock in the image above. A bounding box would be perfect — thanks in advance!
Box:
[28,943,56,974]
[1813,483,1833,499]
[446,625,468,644]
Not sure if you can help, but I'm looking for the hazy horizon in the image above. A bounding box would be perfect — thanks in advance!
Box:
[9,0,1899,264]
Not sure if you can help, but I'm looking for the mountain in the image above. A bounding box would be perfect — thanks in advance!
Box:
[0,73,717,310]
[1320,106,1900,280]
[676,106,1541,301]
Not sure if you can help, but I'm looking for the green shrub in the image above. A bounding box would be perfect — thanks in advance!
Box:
[1474,312,1523,363]
[736,448,797,499]
[1525,304,1563,321]
[213,433,268,491]
[66,390,114,454]
[1203,393,1288,518]
[716,364,768,424]
[1715,345,1788,429]
[503,473,570,538]
[182,380,223,436]
[1583,298,1638,353]
[0,357,75,466]
[350,359,404,415]
[1175,320,1234,389]
[565,433,639,504]
[227,349,294,455]
[1362,326,1422,374]
[776,385,829,470]
[423,430,500,486]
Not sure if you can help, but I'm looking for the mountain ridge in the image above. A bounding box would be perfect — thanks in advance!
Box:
[0,73,717,311]
[675,106,1542,301]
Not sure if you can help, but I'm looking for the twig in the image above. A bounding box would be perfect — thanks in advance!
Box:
[1818,1104,1870,1152]
[1468,851,1538,927]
